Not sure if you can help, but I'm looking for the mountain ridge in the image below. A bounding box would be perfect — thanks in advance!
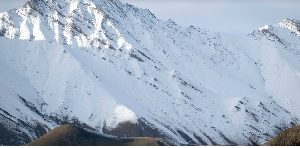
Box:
[25,125,169,146]
[0,0,300,146]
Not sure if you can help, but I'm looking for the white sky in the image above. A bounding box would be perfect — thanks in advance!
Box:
[0,0,300,35]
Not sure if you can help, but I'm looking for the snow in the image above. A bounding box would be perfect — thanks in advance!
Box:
[0,0,300,146]
[107,105,138,128]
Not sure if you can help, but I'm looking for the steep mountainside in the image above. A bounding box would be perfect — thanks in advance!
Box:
[0,0,300,146]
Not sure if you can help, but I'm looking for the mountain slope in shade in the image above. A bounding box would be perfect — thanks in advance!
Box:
[1,0,300,146]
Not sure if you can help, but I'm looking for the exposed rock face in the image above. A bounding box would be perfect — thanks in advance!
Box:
[1,0,300,146]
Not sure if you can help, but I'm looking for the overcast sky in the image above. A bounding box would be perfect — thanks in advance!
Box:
[0,0,300,35]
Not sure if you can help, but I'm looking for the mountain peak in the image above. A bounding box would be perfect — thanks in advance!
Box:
[1,0,300,146]
[278,18,300,35]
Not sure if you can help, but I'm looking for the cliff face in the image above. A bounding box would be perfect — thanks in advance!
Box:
[1,0,300,146]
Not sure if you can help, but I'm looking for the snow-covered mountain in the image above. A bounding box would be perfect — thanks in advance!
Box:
[1,0,300,146]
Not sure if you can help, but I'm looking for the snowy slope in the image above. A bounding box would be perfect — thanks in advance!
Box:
[0,0,300,146]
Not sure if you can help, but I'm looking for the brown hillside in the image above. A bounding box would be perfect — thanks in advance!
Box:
[263,124,300,146]
[25,125,168,146]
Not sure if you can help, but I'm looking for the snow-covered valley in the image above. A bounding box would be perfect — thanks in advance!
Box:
[0,0,300,145]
